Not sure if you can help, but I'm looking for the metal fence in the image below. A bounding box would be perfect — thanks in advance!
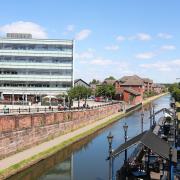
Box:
[0,101,122,115]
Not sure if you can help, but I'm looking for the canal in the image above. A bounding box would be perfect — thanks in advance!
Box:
[8,95,170,180]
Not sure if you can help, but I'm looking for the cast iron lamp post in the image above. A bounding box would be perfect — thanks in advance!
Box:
[107,132,113,180]
[149,104,152,128]
[123,123,128,163]
[152,104,155,125]
[141,112,144,133]
[169,147,173,180]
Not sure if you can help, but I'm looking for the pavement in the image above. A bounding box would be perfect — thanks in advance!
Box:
[0,100,112,115]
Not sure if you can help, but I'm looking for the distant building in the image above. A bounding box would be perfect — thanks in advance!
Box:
[74,79,90,88]
[0,33,73,102]
[114,75,145,104]
[152,83,166,94]
[143,78,153,92]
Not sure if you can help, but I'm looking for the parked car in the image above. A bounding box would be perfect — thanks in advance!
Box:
[95,97,105,102]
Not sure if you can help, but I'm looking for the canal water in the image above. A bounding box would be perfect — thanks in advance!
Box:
[8,95,170,180]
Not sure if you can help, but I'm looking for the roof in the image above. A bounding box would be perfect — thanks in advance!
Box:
[119,76,131,83]
[112,130,177,163]
[119,75,144,86]
[103,80,116,85]
[74,79,90,87]
[143,78,153,83]
[124,87,141,96]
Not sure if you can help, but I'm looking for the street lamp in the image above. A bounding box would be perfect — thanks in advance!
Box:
[123,123,128,163]
[169,147,173,180]
[141,112,144,133]
[152,104,155,125]
[160,159,163,179]
[149,104,152,129]
[107,132,113,180]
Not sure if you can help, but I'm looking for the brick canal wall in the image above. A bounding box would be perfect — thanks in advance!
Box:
[0,103,121,159]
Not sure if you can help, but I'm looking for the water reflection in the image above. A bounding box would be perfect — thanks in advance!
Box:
[7,127,105,180]
[7,95,170,180]
[39,156,72,180]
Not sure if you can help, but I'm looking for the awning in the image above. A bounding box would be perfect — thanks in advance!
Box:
[42,95,57,99]
[112,130,177,163]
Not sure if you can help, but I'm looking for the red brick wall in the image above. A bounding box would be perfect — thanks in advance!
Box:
[0,103,121,158]
[123,91,143,105]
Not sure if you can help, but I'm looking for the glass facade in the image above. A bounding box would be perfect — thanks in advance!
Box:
[0,34,73,97]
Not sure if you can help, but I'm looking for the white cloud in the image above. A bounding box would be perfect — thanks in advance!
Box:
[140,59,180,72]
[171,59,180,66]
[90,58,113,66]
[75,48,94,60]
[135,52,155,59]
[140,63,171,71]
[157,33,173,39]
[135,44,176,60]
[136,33,152,41]
[160,45,176,51]
[0,21,47,38]
[116,35,125,42]
[75,29,91,40]
[105,45,119,51]
[130,33,152,41]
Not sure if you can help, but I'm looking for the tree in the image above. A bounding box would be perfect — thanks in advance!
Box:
[95,84,115,98]
[105,76,116,80]
[68,86,92,108]
[169,83,180,102]
[89,79,100,85]
[169,83,180,93]
[172,88,180,101]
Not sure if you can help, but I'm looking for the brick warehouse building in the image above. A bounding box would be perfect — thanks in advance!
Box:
[114,75,145,104]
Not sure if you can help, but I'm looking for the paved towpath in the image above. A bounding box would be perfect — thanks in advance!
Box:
[0,111,123,171]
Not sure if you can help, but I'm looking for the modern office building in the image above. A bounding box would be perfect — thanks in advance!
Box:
[0,33,73,102]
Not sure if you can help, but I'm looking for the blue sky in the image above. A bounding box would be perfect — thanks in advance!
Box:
[0,0,180,83]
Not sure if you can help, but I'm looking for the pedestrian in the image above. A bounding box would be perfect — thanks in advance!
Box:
[3,105,7,114]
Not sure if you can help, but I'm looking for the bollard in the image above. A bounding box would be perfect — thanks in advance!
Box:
[29,107,30,113]
[19,108,20,113]
[45,107,46,112]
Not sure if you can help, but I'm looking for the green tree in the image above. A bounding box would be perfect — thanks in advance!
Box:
[105,76,116,80]
[68,86,92,108]
[169,83,180,102]
[89,79,100,84]
[172,88,180,102]
[169,83,179,93]
[95,84,115,99]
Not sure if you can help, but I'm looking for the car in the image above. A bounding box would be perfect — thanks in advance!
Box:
[95,97,105,102]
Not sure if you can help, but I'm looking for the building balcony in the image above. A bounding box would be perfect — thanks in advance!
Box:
[0,62,72,70]
[0,75,72,82]
[0,86,70,94]
[0,49,73,57]
[0,38,73,45]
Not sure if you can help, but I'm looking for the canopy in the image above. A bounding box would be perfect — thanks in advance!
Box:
[42,95,57,99]
[112,130,177,163]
